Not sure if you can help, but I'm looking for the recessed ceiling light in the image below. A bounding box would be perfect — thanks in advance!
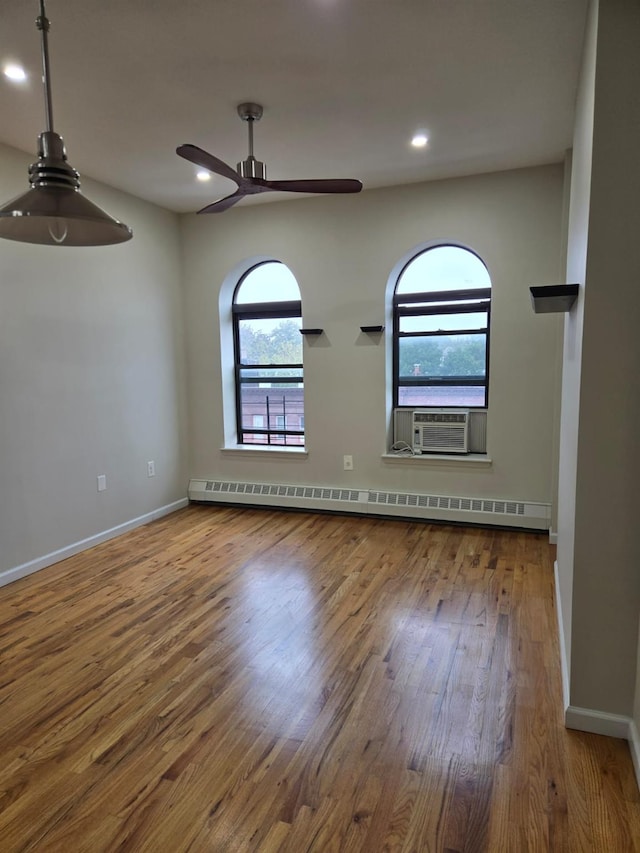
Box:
[411,133,429,148]
[196,170,211,182]
[3,63,27,82]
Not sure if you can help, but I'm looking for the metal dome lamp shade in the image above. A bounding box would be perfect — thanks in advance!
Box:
[0,0,132,246]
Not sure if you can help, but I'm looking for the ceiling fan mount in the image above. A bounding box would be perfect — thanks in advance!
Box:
[237,102,264,123]
[177,102,362,214]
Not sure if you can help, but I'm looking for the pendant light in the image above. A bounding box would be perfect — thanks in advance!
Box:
[0,0,132,246]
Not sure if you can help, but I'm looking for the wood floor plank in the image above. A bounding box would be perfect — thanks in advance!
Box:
[0,505,639,851]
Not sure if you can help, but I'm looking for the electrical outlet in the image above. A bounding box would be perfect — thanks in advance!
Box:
[343,455,354,471]
[147,460,155,477]
[97,474,107,492]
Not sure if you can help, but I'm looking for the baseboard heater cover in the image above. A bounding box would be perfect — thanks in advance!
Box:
[188,479,550,530]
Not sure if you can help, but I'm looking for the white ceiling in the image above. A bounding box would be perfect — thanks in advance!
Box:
[0,0,588,214]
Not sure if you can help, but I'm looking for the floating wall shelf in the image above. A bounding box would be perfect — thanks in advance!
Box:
[530,283,579,314]
[360,325,385,333]
[299,328,323,336]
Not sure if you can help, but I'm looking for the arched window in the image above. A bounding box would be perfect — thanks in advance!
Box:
[393,245,491,408]
[233,261,304,445]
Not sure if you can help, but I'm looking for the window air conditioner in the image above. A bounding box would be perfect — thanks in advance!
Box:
[412,409,469,454]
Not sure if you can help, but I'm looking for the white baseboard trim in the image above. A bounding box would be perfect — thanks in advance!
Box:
[553,560,570,712]
[629,720,640,791]
[0,497,189,589]
[565,705,632,740]
[549,529,558,545]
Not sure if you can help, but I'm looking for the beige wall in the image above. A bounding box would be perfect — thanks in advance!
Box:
[181,164,564,506]
[573,0,640,716]
[558,0,640,720]
[0,142,188,581]
[556,0,597,698]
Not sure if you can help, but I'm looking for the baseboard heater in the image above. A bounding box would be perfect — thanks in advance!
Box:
[188,479,551,531]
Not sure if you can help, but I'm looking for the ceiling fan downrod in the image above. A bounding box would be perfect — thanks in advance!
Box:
[236,102,266,180]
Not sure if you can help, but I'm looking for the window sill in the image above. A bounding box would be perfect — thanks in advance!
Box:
[222,445,308,458]
[382,452,492,466]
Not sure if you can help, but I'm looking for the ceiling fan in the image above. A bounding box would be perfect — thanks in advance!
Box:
[177,103,363,213]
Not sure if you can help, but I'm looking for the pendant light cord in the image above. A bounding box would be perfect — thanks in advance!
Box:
[36,0,54,133]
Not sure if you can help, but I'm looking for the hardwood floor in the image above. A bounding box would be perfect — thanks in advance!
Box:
[0,505,638,852]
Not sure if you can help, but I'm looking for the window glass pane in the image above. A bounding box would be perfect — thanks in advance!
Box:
[240,431,305,447]
[244,433,269,445]
[250,433,304,447]
[399,311,488,333]
[398,334,486,378]
[397,246,490,295]
[398,385,487,407]
[238,317,302,365]
[239,385,305,430]
[236,262,301,303]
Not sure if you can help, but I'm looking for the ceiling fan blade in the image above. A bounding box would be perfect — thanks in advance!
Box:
[197,189,245,214]
[177,144,241,185]
[263,178,363,194]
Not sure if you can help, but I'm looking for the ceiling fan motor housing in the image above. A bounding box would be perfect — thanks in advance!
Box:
[237,155,266,180]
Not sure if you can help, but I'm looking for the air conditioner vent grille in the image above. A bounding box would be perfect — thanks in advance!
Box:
[421,427,467,450]
[413,412,468,424]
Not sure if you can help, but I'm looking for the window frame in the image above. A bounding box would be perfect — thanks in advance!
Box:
[393,248,491,410]
[232,291,304,446]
